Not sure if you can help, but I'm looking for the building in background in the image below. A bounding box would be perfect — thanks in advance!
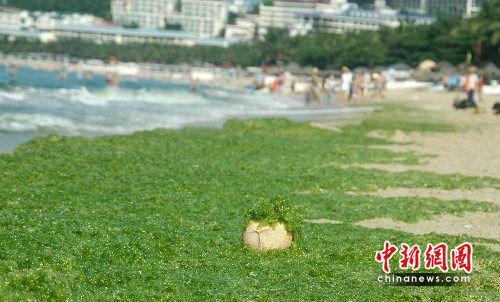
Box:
[0,7,32,30]
[168,0,228,38]
[231,0,434,41]
[426,0,483,17]
[0,7,108,31]
[0,7,56,43]
[386,0,483,17]
[228,0,252,15]
[111,0,174,29]
[1,0,441,46]
[225,17,257,42]
[298,4,401,34]
[0,3,232,47]
[49,25,233,47]
[386,0,426,14]
[257,0,348,30]
[111,0,227,38]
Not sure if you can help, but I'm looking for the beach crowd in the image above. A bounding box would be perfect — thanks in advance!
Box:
[255,66,389,107]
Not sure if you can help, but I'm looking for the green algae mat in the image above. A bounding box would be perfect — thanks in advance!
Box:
[0,105,498,301]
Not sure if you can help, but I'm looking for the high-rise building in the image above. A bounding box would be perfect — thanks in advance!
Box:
[387,0,483,17]
[111,0,174,29]
[111,0,227,37]
[169,0,227,38]
[386,0,426,14]
[298,4,403,34]
[427,0,483,17]
[233,0,434,41]
[257,0,348,30]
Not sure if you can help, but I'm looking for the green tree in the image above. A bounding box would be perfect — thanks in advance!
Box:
[471,0,500,63]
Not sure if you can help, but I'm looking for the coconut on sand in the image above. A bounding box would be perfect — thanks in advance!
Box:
[243,196,300,251]
[243,221,293,250]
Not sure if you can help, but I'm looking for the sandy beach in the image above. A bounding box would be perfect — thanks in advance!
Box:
[313,88,500,247]
[363,89,500,178]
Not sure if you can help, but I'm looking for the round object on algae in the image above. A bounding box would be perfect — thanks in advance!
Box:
[243,221,293,250]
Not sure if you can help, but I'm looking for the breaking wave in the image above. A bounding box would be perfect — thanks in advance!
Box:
[0,67,303,142]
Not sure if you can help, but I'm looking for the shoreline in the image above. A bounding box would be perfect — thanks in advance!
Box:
[1,59,499,155]
[0,106,379,155]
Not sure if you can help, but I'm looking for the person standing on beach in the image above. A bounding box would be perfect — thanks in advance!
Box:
[324,74,336,105]
[442,75,449,90]
[308,67,321,106]
[340,66,353,105]
[356,71,367,101]
[372,72,384,102]
[448,75,458,91]
[465,66,479,108]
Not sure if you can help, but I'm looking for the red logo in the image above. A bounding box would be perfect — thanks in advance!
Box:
[399,243,421,270]
[451,242,473,273]
[375,242,473,273]
[424,243,449,272]
[375,241,398,273]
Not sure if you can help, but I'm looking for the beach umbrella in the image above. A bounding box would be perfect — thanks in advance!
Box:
[418,60,437,72]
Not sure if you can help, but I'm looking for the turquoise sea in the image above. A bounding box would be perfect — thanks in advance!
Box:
[0,66,303,153]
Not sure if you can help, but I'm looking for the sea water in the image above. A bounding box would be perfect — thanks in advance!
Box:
[0,66,303,153]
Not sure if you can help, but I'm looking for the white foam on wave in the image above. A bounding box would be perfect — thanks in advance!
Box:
[66,87,104,106]
[0,113,76,133]
[0,82,306,138]
[133,88,209,105]
[0,111,223,135]
[2,83,301,111]
[1,85,212,107]
[0,90,26,102]
[38,86,211,107]
[0,112,141,134]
